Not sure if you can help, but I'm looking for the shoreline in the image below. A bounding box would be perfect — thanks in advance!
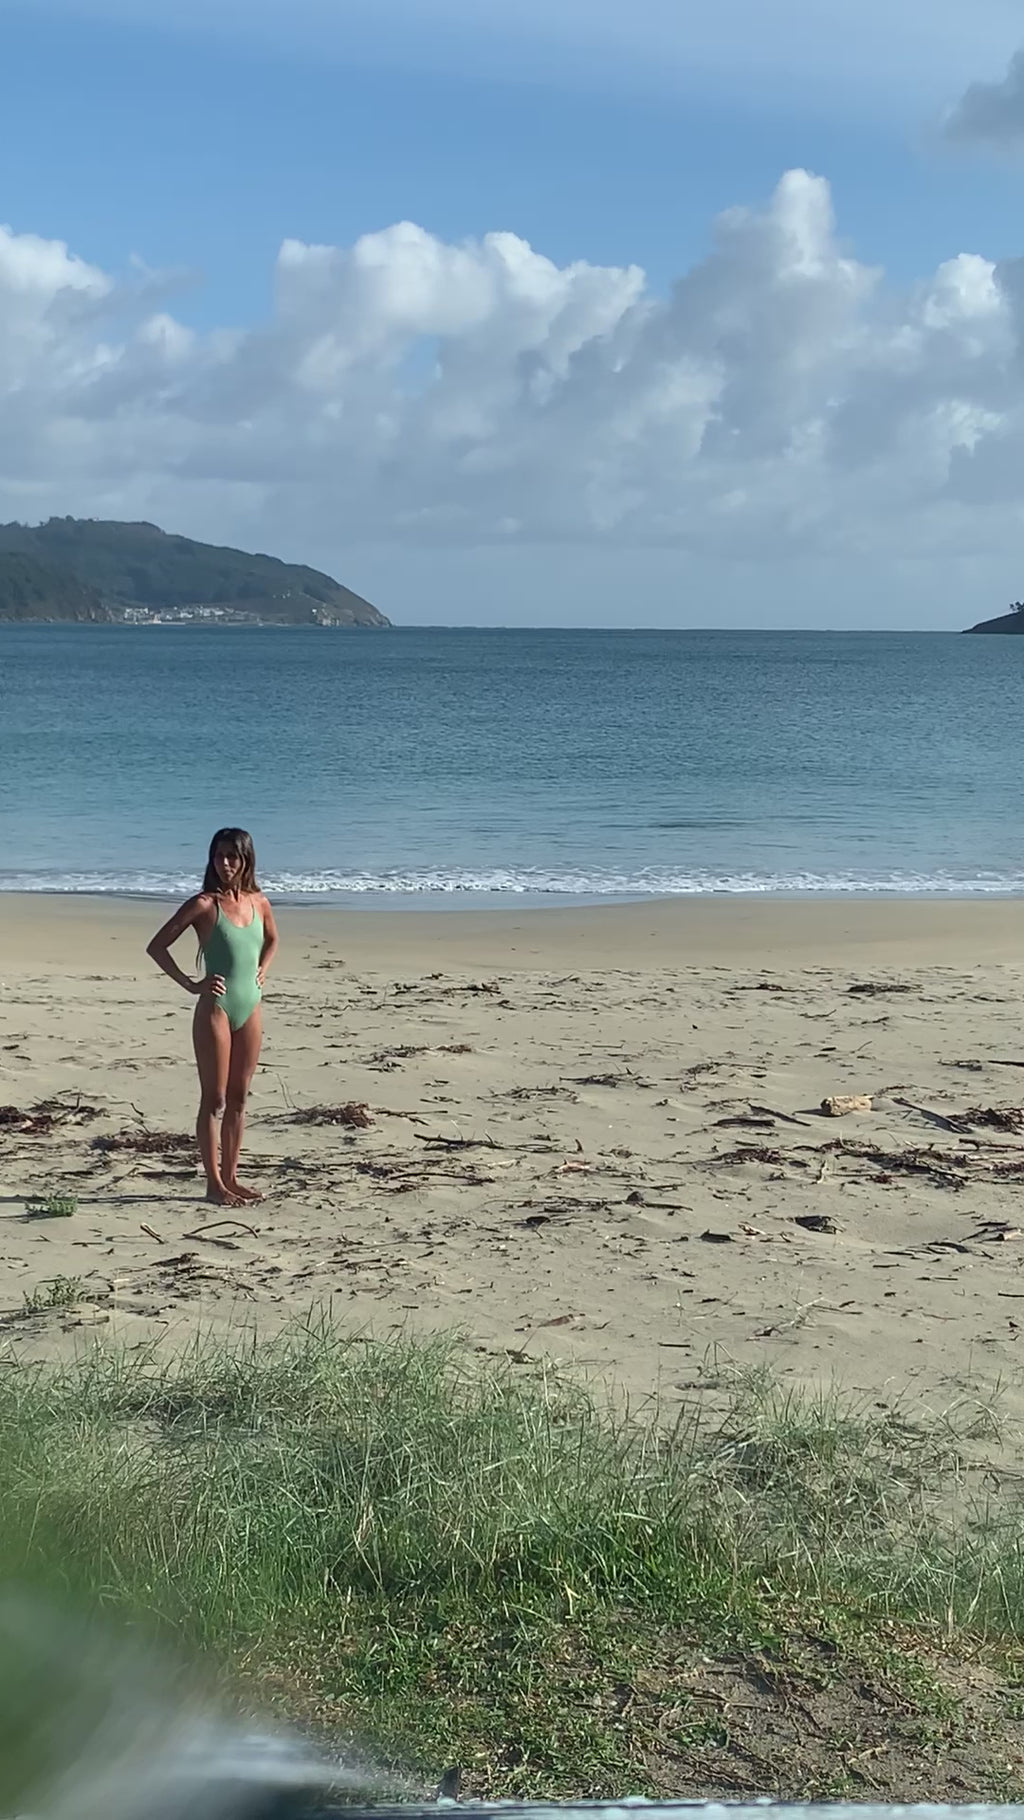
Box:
[1,889,1022,969]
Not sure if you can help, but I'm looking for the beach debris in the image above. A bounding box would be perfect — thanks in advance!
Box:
[962,1105,1024,1133]
[33,1093,101,1118]
[848,981,913,996]
[414,1132,496,1150]
[700,1229,734,1243]
[713,1115,777,1131]
[354,1161,423,1192]
[140,1222,164,1241]
[712,1145,788,1167]
[183,1219,259,1246]
[367,1043,430,1066]
[93,1129,194,1154]
[966,1220,1024,1244]
[794,1213,838,1235]
[291,1102,374,1128]
[750,1103,813,1127]
[570,1072,628,1088]
[24,1194,78,1219]
[895,1099,1024,1136]
[1,1098,99,1136]
[821,1094,873,1116]
[503,1084,578,1102]
[368,1042,473,1069]
[808,1138,971,1188]
[625,1187,689,1210]
[893,1097,964,1132]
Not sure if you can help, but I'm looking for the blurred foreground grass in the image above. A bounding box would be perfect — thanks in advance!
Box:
[0,1321,1021,1802]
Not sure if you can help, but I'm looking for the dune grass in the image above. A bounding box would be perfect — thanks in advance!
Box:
[0,1322,1021,1799]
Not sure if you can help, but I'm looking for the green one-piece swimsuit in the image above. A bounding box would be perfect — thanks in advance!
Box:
[201,902,264,1031]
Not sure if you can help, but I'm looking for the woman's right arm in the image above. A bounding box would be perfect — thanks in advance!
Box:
[146,896,211,997]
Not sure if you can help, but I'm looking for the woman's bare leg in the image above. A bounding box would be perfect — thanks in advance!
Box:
[222,1006,263,1202]
[192,1002,240,1205]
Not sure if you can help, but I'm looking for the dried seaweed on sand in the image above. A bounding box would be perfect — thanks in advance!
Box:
[291,1103,374,1128]
[1,1099,100,1136]
[93,1130,194,1155]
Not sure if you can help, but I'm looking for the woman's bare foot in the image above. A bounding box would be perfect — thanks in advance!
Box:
[205,1182,245,1207]
[224,1180,264,1205]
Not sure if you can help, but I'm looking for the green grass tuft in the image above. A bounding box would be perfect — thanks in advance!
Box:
[0,1324,1020,1799]
[24,1194,78,1220]
[21,1275,85,1314]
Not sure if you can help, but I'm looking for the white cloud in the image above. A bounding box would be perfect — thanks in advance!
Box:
[945,47,1024,145]
[3,169,1024,622]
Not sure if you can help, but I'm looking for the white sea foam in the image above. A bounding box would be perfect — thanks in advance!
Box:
[1,866,1023,900]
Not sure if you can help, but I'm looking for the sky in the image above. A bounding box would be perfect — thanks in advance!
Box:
[3,0,1024,627]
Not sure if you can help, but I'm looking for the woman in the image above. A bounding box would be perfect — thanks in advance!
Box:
[146,829,279,1207]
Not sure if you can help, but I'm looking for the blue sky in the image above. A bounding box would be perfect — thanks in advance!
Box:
[3,0,1024,625]
[5,1,1022,318]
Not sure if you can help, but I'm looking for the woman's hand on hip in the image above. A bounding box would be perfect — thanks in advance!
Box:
[196,974,226,1000]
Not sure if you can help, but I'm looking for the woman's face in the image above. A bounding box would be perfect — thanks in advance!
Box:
[213,844,243,889]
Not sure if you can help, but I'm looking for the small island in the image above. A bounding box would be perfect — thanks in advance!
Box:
[964,602,1024,634]
[0,517,389,627]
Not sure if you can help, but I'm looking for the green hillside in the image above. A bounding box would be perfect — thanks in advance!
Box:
[0,518,389,626]
[0,552,115,622]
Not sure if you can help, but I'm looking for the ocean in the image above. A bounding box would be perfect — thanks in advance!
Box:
[2,625,1024,903]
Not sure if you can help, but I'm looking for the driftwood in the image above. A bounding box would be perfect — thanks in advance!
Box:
[712,1116,776,1131]
[413,1133,497,1150]
[750,1103,813,1127]
[183,1219,259,1241]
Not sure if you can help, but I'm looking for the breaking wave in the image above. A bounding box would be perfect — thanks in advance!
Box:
[2,865,1024,900]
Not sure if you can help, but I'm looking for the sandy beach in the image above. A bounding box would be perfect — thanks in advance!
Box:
[3,892,1024,1423]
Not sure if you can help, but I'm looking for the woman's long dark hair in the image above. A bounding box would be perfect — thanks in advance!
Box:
[202,827,258,896]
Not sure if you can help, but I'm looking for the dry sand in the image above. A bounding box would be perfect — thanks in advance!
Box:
[3,892,1024,1423]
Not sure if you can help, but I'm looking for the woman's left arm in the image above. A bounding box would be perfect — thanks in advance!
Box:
[257,896,279,985]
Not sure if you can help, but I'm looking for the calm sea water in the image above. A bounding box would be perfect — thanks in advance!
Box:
[3,625,1024,902]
